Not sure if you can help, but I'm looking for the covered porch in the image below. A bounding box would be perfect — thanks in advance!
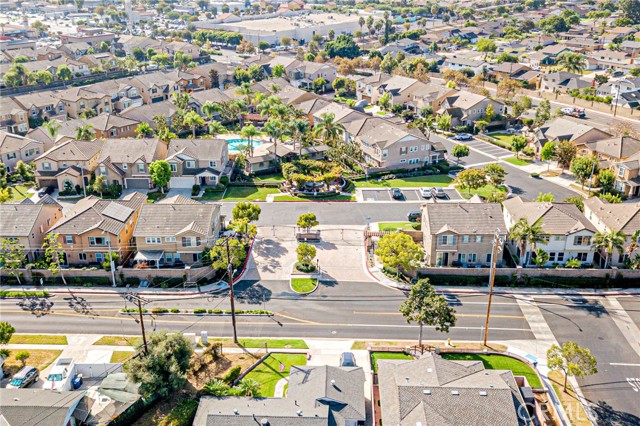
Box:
[134,250,164,269]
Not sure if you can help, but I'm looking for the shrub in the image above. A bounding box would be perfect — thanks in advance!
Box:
[121,307,148,313]
[530,172,540,178]
[223,366,242,384]
[194,308,207,314]
[170,308,180,313]
[295,261,316,273]
[220,176,229,185]
[191,184,201,196]
[151,307,168,314]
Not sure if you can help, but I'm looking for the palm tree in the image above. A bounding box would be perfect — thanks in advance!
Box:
[183,110,205,138]
[42,120,61,140]
[257,96,282,116]
[626,230,640,257]
[240,124,260,157]
[203,379,229,396]
[557,52,585,74]
[592,229,626,269]
[312,113,345,146]
[234,82,255,107]
[509,218,548,267]
[201,101,216,121]
[235,378,261,397]
[533,248,550,268]
[290,118,309,154]
[208,121,226,137]
[75,124,95,141]
[264,119,284,169]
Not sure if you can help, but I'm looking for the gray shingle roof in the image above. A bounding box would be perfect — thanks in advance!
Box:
[98,138,162,164]
[0,203,59,237]
[423,203,507,235]
[133,198,220,237]
[503,196,596,235]
[584,197,640,234]
[0,389,85,426]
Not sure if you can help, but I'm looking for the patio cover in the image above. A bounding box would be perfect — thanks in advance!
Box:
[134,250,164,262]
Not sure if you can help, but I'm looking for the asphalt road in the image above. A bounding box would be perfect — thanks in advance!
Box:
[535,296,640,425]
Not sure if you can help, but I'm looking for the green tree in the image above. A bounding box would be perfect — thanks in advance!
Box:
[509,218,548,266]
[474,120,488,133]
[135,122,153,138]
[297,212,319,233]
[202,101,216,121]
[484,103,495,122]
[592,229,626,268]
[203,378,229,396]
[125,331,193,398]
[399,278,456,347]
[0,239,27,285]
[563,196,584,212]
[619,0,640,24]
[555,140,577,172]
[15,350,30,367]
[476,38,497,59]
[313,113,345,146]
[280,36,292,49]
[296,242,316,264]
[600,192,622,203]
[436,113,452,131]
[0,321,15,358]
[375,233,424,278]
[272,64,285,78]
[483,163,507,186]
[42,233,67,285]
[56,65,72,82]
[597,168,616,193]
[533,248,550,268]
[571,156,598,189]
[452,144,469,164]
[99,41,109,52]
[511,136,527,158]
[149,160,171,194]
[208,121,226,137]
[540,142,556,171]
[311,77,327,93]
[455,168,486,194]
[92,175,106,196]
[258,40,269,53]
[42,119,61,141]
[547,341,598,392]
[557,52,585,74]
[240,124,260,157]
[209,238,247,271]
[325,34,361,59]
[235,378,261,397]
[534,192,555,202]
[378,92,392,110]
[183,111,205,138]
[232,202,261,223]
[75,124,95,141]
[534,99,551,127]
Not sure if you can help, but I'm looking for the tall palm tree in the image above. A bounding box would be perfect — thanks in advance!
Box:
[201,101,216,121]
[592,229,626,269]
[263,119,284,169]
[208,121,226,137]
[240,124,259,157]
[42,120,61,140]
[557,52,585,74]
[312,113,345,146]
[183,110,205,138]
[75,124,95,141]
[290,118,309,155]
[509,218,548,267]
[626,230,640,257]
[234,82,255,107]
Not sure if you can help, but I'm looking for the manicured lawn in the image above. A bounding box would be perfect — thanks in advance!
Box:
[196,191,225,201]
[291,278,318,293]
[274,194,355,202]
[110,351,135,363]
[504,156,532,166]
[245,353,307,396]
[459,184,507,200]
[355,175,452,188]
[93,336,143,346]
[1,349,62,377]
[8,185,31,202]
[378,222,420,231]
[223,186,281,201]
[371,352,413,373]
[441,353,542,388]
[250,173,284,182]
[206,338,308,349]
[489,133,514,146]
[9,334,67,345]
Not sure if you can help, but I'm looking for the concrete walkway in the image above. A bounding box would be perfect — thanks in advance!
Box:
[274,377,288,397]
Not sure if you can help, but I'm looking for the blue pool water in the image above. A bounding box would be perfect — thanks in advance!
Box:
[227,138,263,154]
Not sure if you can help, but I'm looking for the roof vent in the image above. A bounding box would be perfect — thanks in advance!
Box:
[451,391,459,396]
[331,379,336,386]
[427,368,432,373]
[260,420,270,426]
[233,409,239,415]
[479,391,488,396]
[13,398,19,401]
[489,384,494,388]
[297,410,303,416]
[423,389,431,395]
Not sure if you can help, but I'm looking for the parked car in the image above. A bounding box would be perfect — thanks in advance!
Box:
[442,294,459,305]
[431,187,447,198]
[340,352,357,367]
[7,366,39,389]
[561,107,585,118]
[407,210,421,222]
[391,188,403,200]
[37,186,54,197]
[454,133,473,141]
[421,187,432,198]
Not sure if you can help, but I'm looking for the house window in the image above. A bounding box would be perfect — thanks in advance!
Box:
[185,160,196,168]
[576,252,588,262]
[96,253,105,263]
[557,252,564,262]
[79,253,87,261]
[89,236,109,246]
[65,235,73,244]
[549,252,556,262]
[553,236,565,241]
[209,161,217,167]
[196,237,201,246]
[137,163,145,173]
[182,237,192,247]
[99,166,107,176]
[145,237,162,244]
[457,253,466,263]
[409,146,418,152]
[7,152,16,160]
[165,237,176,242]
[399,159,406,163]
[474,235,484,243]
[468,253,477,263]
[462,235,470,243]
[573,236,591,246]
[110,129,117,136]
[486,253,492,263]
[618,167,625,178]
[400,147,407,155]
[42,162,51,170]
[439,235,456,245]
[170,163,177,172]
[408,158,420,164]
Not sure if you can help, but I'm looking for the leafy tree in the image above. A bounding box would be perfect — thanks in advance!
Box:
[436,113,452,132]
[208,121,226,137]
[600,192,622,203]
[474,120,488,133]
[325,34,361,59]
[484,104,495,122]
[375,233,424,278]
[626,230,640,257]
[209,238,247,270]
[149,160,171,194]
[557,52,585,74]
[540,142,556,170]
[571,156,598,189]
[42,233,67,285]
[280,36,292,49]
[483,163,507,186]
[183,111,205,138]
[535,192,555,202]
[297,213,319,233]
[399,278,456,347]
[92,175,106,196]
[235,378,261,397]
[125,331,193,398]
[99,41,109,52]
[597,169,615,193]
[555,140,577,172]
[203,378,229,396]
[509,218,548,266]
[511,136,527,158]
[533,248,550,268]
[272,64,285,78]
[534,99,551,127]
[232,202,261,223]
[593,230,626,268]
[378,92,392,110]
[0,239,27,285]
[476,38,497,59]
[135,122,153,138]
[75,124,95,141]
[311,77,327,93]
[451,144,469,165]
[538,15,569,34]
[296,242,316,264]
[497,79,521,100]
[619,0,640,24]
[56,65,72,82]
[456,168,486,194]
[0,321,15,358]
[547,341,597,392]
[563,196,584,212]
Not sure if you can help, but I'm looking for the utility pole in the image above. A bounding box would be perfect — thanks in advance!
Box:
[125,293,150,355]
[223,237,239,344]
[483,229,503,347]
[613,82,620,117]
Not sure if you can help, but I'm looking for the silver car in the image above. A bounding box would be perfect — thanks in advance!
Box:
[431,187,447,198]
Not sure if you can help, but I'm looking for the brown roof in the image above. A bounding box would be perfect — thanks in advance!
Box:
[423,203,507,235]
[503,196,596,235]
[133,197,219,237]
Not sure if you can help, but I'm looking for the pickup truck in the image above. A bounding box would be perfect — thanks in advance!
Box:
[42,358,76,391]
[561,107,586,118]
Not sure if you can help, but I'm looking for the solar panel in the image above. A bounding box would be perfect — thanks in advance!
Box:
[102,203,134,222]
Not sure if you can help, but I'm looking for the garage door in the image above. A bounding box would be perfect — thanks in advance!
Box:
[125,178,150,189]
[170,177,195,188]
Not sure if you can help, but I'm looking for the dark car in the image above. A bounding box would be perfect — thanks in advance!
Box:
[391,188,403,199]
[6,366,39,389]
[340,352,357,367]
[407,210,421,222]
[37,186,54,197]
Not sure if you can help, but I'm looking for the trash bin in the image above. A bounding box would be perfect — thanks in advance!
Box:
[72,374,83,389]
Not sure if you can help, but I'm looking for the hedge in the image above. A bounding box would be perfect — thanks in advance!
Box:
[0,290,49,298]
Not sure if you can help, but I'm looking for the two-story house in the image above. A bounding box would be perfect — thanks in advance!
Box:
[57,86,113,119]
[47,192,146,266]
[34,139,103,189]
[575,136,640,169]
[356,73,392,104]
[132,195,221,266]
[12,92,66,124]
[533,117,612,152]
[375,75,427,109]
[166,139,229,189]
[96,138,167,189]
[55,114,140,140]
[0,97,29,134]
[0,197,63,261]
[503,196,597,267]
[128,70,206,104]
[436,91,506,127]
[584,197,640,267]
[0,131,50,173]
[164,41,201,61]
[119,100,180,129]
[610,150,640,199]
[286,61,337,91]
[116,34,166,57]
[422,202,507,267]
[190,62,236,90]
[83,78,144,112]
[442,57,489,75]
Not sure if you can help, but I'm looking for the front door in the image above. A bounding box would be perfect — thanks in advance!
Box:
[200,176,207,185]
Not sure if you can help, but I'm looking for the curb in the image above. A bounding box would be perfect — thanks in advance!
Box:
[289,263,320,295]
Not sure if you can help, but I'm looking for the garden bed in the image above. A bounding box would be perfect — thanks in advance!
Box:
[291,277,318,294]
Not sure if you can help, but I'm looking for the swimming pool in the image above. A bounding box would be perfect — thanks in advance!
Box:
[227,138,263,154]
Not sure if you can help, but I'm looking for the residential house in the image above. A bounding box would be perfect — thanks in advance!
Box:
[409,82,457,112]
[588,49,635,71]
[563,37,603,53]
[116,34,166,57]
[132,195,221,266]
[442,57,489,75]
[609,150,640,199]
[193,365,366,426]
[58,41,92,58]
[119,100,180,129]
[540,71,590,92]
[190,62,236,90]
[378,354,532,426]
[55,114,140,140]
[128,70,206,104]
[0,131,49,172]
[78,52,119,70]
[575,136,640,169]
[166,138,229,188]
[288,60,337,91]
[20,57,91,77]
[57,86,113,119]
[0,96,29,134]
[491,63,540,87]
[96,138,167,189]
[537,44,572,64]
[584,197,640,266]
[245,144,330,174]
[356,73,392,104]
[374,75,427,108]
[0,198,63,261]
[379,38,431,55]
[436,90,506,127]
[47,192,147,266]
[422,202,507,267]
[189,88,231,118]
[83,78,144,112]
[12,92,66,123]
[533,117,612,151]
[524,50,554,67]
[59,28,116,47]
[164,41,201,60]
[0,389,85,426]
[34,139,103,189]
[503,196,597,267]
[620,40,640,55]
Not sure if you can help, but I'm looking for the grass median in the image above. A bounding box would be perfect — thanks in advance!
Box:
[9,335,67,345]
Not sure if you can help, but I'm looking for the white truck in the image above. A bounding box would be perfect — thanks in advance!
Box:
[42,358,76,391]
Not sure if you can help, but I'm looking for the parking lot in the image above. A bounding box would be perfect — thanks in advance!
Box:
[452,137,513,160]
[360,188,462,202]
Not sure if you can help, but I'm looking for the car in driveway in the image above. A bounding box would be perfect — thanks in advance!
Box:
[37,186,54,197]
[407,210,421,222]
[6,366,39,389]
[453,133,473,141]
[431,187,447,198]
[391,188,403,200]
[421,187,432,198]
[340,352,357,367]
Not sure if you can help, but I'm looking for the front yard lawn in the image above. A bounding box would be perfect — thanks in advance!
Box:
[291,278,318,293]
[93,336,143,346]
[504,156,533,166]
[9,334,68,345]
[223,186,280,201]
[110,351,135,363]
[245,353,307,396]
[459,184,507,200]
[371,352,413,373]
[205,338,308,349]
[378,222,420,231]
[441,353,542,388]
[250,173,284,183]
[8,185,31,202]
[1,349,62,377]
[355,175,452,188]
[489,133,514,147]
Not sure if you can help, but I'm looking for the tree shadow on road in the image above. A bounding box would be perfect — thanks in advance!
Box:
[17,296,53,317]
[235,282,273,305]
[591,400,640,426]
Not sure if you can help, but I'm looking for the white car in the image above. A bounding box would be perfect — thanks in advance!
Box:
[421,187,432,198]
